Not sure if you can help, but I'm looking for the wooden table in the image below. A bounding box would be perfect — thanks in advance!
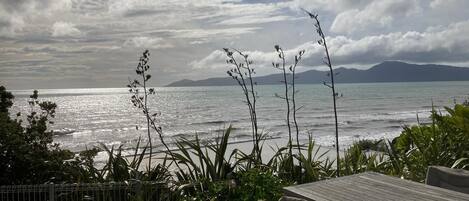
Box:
[283,172,469,201]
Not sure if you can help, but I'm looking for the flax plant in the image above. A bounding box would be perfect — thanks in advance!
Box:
[127,50,177,171]
[272,45,306,169]
[224,48,261,164]
[304,11,341,176]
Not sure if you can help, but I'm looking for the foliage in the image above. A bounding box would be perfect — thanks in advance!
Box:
[171,126,239,199]
[267,135,335,184]
[339,144,387,176]
[62,148,105,183]
[386,104,469,182]
[355,139,387,152]
[232,168,289,201]
[99,138,170,182]
[295,136,335,183]
[0,86,75,184]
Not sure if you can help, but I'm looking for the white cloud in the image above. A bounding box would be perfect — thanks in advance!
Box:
[330,0,420,34]
[190,50,226,69]
[169,27,261,39]
[123,36,173,49]
[52,22,82,37]
[193,20,469,71]
[288,0,372,13]
[190,45,311,70]
[217,15,294,25]
[430,0,469,9]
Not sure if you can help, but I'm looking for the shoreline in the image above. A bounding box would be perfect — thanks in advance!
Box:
[129,136,344,171]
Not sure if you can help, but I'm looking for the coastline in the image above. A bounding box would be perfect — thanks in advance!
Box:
[131,136,343,171]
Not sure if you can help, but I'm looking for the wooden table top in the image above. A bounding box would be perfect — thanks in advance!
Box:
[283,172,469,201]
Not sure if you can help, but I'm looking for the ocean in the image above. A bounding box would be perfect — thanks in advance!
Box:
[10,81,469,154]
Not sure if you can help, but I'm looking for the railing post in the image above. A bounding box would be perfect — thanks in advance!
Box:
[48,184,55,201]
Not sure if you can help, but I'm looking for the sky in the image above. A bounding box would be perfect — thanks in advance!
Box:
[1,0,469,89]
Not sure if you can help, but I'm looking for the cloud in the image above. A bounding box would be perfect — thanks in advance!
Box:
[288,0,373,13]
[3,0,469,88]
[217,15,294,25]
[190,50,226,69]
[326,20,469,64]
[330,0,420,34]
[123,36,173,49]
[52,22,82,37]
[190,46,307,70]
[430,0,469,9]
[0,15,25,37]
[193,20,469,71]
[0,0,72,37]
[174,27,261,39]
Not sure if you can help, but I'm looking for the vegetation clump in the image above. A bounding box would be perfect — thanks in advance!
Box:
[355,139,387,152]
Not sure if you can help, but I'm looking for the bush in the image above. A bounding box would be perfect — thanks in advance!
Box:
[232,168,289,201]
[0,86,75,184]
[339,143,387,176]
[355,139,387,152]
[387,104,469,182]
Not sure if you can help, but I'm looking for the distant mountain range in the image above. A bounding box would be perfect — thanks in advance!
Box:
[166,61,469,87]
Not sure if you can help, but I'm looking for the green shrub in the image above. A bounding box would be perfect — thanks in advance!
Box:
[388,104,469,182]
[339,143,387,176]
[233,168,289,201]
[355,139,387,152]
[268,135,335,184]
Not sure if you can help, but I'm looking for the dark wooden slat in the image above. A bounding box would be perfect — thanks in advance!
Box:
[284,172,469,201]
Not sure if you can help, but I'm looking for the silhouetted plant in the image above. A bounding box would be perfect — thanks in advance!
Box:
[290,49,305,162]
[304,10,341,177]
[0,86,76,184]
[127,50,176,171]
[273,45,293,162]
[272,45,306,175]
[224,48,261,164]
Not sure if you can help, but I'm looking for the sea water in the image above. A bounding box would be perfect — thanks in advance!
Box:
[10,81,469,153]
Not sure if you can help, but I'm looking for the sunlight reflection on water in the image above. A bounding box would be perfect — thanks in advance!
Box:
[10,81,469,152]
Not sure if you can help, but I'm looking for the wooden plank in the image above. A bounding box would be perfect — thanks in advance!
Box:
[284,172,469,201]
[361,173,469,200]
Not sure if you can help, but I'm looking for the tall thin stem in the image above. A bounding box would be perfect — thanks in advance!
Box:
[141,68,152,170]
[304,11,340,177]
[274,46,305,175]
[243,54,259,156]
[128,50,182,172]
[291,59,302,162]
[225,48,260,164]
[325,38,340,177]
[279,49,293,159]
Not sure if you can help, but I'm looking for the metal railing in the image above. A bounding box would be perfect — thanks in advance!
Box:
[0,182,172,201]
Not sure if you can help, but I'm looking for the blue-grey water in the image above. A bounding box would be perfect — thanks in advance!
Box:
[10,81,469,155]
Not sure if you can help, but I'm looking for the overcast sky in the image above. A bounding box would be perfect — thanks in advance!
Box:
[1,0,469,89]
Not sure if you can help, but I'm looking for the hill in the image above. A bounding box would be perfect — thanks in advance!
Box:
[166,61,469,87]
